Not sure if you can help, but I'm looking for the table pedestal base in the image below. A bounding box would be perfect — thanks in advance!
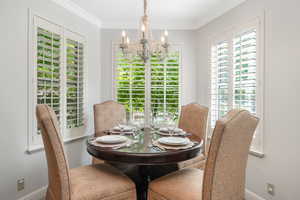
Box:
[136,164,178,200]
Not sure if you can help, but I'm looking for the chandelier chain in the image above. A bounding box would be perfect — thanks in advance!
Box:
[144,0,148,16]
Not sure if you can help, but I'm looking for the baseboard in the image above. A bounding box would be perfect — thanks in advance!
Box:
[18,185,264,200]
[246,189,266,200]
[18,186,47,200]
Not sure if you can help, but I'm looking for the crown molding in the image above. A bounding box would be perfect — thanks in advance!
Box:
[51,0,102,28]
[101,21,199,30]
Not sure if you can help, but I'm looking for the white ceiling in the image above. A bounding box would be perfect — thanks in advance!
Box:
[57,0,246,29]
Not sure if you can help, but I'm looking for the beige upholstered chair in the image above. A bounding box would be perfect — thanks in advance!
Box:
[177,103,209,169]
[36,104,136,200]
[148,109,259,200]
[93,100,126,164]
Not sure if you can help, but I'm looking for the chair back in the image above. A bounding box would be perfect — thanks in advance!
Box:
[178,103,209,143]
[93,101,126,164]
[93,100,126,136]
[202,109,259,200]
[36,105,71,200]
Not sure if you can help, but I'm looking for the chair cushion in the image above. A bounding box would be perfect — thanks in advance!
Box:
[178,153,206,169]
[70,164,136,200]
[148,168,203,200]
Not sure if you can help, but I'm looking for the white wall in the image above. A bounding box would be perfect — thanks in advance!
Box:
[0,0,101,199]
[196,0,300,199]
[100,29,198,105]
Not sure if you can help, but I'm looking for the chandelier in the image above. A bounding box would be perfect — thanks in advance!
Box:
[120,0,170,63]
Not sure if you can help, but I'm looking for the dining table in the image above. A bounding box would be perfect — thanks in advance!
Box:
[86,127,202,200]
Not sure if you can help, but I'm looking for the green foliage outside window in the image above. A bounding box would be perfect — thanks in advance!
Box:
[116,51,180,124]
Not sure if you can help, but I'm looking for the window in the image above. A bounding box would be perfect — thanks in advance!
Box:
[114,45,181,125]
[28,14,86,151]
[210,19,264,154]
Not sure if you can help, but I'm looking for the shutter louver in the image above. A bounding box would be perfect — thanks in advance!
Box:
[210,41,230,128]
[37,27,61,133]
[66,39,84,128]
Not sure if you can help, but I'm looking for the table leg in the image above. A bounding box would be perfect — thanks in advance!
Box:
[137,165,150,200]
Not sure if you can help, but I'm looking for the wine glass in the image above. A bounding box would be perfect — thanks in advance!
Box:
[166,112,176,137]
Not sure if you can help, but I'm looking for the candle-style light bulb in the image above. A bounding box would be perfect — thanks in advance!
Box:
[164,30,169,37]
[141,24,146,32]
[126,37,130,44]
[161,36,165,43]
[141,24,146,39]
[121,30,126,44]
[122,30,126,37]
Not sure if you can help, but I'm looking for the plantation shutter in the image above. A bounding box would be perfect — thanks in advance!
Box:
[210,41,230,129]
[115,51,145,123]
[233,29,257,114]
[66,39,84,128]
[114,45,181,124]
[233,29,262,152]
[36,27,62,133]
[151,51,180,123]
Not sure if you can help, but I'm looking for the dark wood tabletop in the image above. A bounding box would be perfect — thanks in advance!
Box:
[86,128,202,165]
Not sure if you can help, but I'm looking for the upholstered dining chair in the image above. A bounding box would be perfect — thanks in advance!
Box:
[148,109,259,200]
[177,103,209,170]
[36,104,136,200]
[93,100,126,164]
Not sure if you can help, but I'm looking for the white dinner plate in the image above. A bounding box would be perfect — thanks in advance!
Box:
[159,127,183,133]
[95,135,128,144]
[158,137,190,146]
[156,130,187,136]
[113,125,135,132]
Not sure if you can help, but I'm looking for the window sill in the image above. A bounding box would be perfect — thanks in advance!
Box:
[26,134,91,154]
[249,150,265,158]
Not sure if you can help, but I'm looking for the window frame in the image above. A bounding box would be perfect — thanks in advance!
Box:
[112,42,183,125]
[27,11,88,153]
[208,17,265,157]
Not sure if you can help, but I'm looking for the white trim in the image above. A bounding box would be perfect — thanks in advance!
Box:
[18,186,47,200]
[245,189,266,200]
[51,0,102,28]
[101,21,198,31]
[249,150,265,158]
[17,186,264,200]
[27,134,91,153]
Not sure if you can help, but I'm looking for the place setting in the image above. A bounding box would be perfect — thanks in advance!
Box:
[154,126,191,137]
[151,136,199,151]
[89,134,136,150]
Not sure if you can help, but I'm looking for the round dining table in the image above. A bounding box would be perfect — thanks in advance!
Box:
[86,128,202,200]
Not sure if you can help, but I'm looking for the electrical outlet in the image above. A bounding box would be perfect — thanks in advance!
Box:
[267,183,275,196]
[17,178,25,191]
